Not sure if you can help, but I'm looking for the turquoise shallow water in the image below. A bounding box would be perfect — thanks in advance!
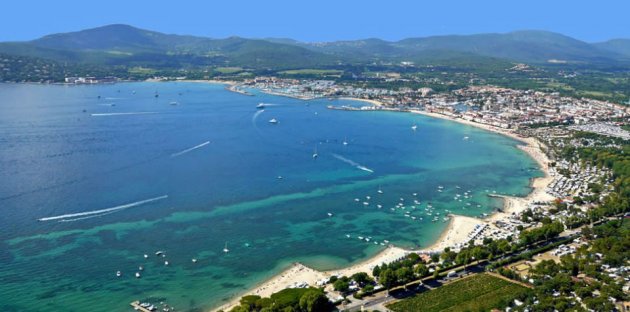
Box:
[0,82,541,311]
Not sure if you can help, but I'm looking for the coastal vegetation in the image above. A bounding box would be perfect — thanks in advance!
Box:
[387,273,530,312]
[226,288,334,312]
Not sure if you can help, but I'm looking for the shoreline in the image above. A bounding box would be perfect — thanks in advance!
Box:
[212,101,554,312]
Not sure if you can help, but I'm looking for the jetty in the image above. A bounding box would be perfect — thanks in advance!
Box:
[226,85,254,96]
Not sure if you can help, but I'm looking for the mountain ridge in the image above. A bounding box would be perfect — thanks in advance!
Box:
[0,24,628,68]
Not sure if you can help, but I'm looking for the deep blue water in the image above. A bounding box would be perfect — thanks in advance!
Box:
[0,82,540,311]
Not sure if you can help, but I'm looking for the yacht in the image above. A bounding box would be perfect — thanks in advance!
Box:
[411,125,418,131]
[312,148,318,159]
[135,272,141,278]
[223,242,230,253]
[327,212,333,217]
[116,271,122,277]
[192,258,197,263]
[269,118,278,124]
[256,103,265,109]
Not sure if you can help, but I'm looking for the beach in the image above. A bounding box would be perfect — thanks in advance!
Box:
[212,103,555,312]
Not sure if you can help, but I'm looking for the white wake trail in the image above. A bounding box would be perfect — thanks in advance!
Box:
[332,153,374,174]
[58,210,119,222]
[252,109,265,124]
[171,141,210,157]
[90,112,158,116]
[38,195,168,222]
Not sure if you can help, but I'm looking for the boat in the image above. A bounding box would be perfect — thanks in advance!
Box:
[169,101,178,105]
[144,254,148,259]
[256,103,265,109]
[223,242,230,253]
[312,148,318,159]
[164,261,169,266]
[269,118,278,124]
[463,136,469,140]
[135,272,141,278]
[138,266,144,271]
[155,251,165,257]
[192,258,197,263]
[116,271,122,277]
[342,136,348,146]
[377,187,383,194]
[411,125,418,131]
[327,212,333,217]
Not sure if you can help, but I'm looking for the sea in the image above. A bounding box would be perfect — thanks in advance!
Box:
[0,82,541,311]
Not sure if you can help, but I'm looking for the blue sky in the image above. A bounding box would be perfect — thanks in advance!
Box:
[2,0,628,42]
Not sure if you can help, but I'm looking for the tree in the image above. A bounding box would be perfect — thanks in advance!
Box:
[333,279,349,292]
[351,272,372,285]
[414,263,429,277]
[298,290,330,312]
[372,265,381,278]
[239,295,261,311]
[396,267,413,285]
[378,269,396,293]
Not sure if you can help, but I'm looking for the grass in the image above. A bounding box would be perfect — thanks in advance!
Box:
[215,67,244,74]
[387,273,530,312]
[278,69,342,75]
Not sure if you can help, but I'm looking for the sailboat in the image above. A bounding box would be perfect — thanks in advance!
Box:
[223,242,230,253]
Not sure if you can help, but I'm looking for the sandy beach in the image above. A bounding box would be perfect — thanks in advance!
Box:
[212,103,555,312]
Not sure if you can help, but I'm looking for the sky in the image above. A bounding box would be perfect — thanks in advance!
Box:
[2,0,628,42]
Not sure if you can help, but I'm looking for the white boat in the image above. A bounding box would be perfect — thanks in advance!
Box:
[377,187,383,194]
[342,136,348,146]
[312,148,318,159]
[192,258,197,263]
[116,271,122,277]
[135,272,141,278]
[164,261,169,266]
[256,103,265,109]
[327,212,333,217]
[144,254,148,259]
[346,234,351,238]
[411,125,418,131]
[223,242,230,253]
[138,266,144,271]
[463,136,469,140]
[269,118,278,124]
[169,101,178,106]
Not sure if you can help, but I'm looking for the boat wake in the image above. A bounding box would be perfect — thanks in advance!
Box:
[171,141,210,157]
[91,112,158,117]
[38,195,168,222]
[332,153,374,173]
[58,210,119,222]
[252,109,265,124]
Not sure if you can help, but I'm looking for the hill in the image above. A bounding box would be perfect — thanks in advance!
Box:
[0,24,628,71]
